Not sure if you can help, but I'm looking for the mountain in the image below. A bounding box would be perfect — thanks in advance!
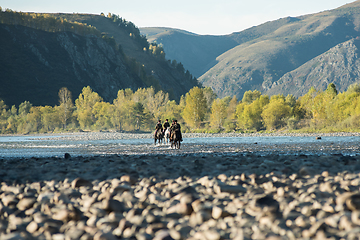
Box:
[140,27,239,77]
[267,38,360,97]
[143,1,360,99]
[0,24,142,107]
[50,14,199,100]
[0,11,199,107]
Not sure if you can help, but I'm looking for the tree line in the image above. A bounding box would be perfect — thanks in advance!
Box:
[0,7,100,36]
[0,83,360,134]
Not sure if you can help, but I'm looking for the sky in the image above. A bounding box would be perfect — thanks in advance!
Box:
[0,0,355,35]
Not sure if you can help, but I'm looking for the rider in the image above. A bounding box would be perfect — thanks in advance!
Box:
[171,119,183,142]
[154,120,163,137]
[163,119,170,133]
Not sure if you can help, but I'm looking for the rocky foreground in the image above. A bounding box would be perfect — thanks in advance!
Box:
[1,150,360,239]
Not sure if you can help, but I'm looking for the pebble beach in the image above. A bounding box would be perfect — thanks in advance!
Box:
[1,132,360,239]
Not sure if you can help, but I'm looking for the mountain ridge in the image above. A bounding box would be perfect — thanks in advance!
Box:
[0,11,200,106]
[142,0,360,99]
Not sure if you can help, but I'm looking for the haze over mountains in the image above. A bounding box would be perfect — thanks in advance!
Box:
[141,1,360,99]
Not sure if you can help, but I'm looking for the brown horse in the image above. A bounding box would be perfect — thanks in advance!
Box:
[170,130,181,149]
[154,130,163,145]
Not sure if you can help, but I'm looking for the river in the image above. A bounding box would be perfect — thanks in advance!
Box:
[0,132,360,158]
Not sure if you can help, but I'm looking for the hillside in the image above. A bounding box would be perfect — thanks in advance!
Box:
[0,23,141,107]
[0,11,199,107]
[267,38,360,97]
[144,1,360,99]
[51,14,200,100]
[201,0,360,99]
[140,27,238,77]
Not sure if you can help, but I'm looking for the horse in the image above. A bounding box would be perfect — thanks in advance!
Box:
[170,130,181,149]
[154,129,164,145]
[164,127,171,144]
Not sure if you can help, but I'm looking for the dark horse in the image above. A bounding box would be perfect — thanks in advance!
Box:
[170,130,181,149]
[154,130,163,145]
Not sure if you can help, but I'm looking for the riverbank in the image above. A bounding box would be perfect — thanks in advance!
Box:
[1,149,360,239]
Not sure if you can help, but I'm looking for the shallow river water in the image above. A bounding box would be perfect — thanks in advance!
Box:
[1,132,360,158]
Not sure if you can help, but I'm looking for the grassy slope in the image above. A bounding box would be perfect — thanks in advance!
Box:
[140,27,239,78]
[199,1,360,99]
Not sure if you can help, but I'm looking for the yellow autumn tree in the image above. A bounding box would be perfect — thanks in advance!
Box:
[75,86,103,130]
[261,95,291,130]
[209,98,228,130]
[182,87,207,129]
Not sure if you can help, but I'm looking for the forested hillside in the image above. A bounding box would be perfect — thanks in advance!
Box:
[0,9,199,107]
[144,1,360,99]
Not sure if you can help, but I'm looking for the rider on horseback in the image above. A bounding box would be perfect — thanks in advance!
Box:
[170,119,183,142]
[163,119,170,133]
[154,120,163,137]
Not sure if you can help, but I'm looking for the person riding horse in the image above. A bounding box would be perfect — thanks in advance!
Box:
[154,120,164,144]
[154,120,163,137]
[163,119,170,133]
[170,119,182,142]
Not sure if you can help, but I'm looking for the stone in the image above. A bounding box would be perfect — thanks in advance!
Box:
[1,233,25,240]
[26,221,38,233]
[213,184,246,194]
[2,195,18,207]
[102,199,125,212]
[120,175,137,185]
[346,193,360,211]
[212,206,223,220]
[16,197,36,210]
[299,167,314,177]
[254,195,279,215]
[167,202,193,216]
[93,231,118,240]
[204,230,221,240]
[71,178,93,188]
[153,230,174,240]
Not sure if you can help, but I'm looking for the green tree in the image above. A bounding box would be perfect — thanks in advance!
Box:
[58,87,74,129]
[16,101,33,133]
[242,90,262,104]
[298,87,318,128]
[142,87,169,122]
[262,95,291,130]
[0,100,8,133]
[40,105,61,132]
[209,98,227,130]
[112,89,134,131]
[93,102,114,130]
[326,83,338,96]
[236,95,269,131]
[203,87,217,111]
[75,86,103,130]
[224,95,238,132]
[18,106,41,134]
[163,100,183,123]
[18,101,32,117]
[182,87,207,129]
[132,102,150,131]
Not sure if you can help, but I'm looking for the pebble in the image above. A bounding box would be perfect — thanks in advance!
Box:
[1,137,360,239]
